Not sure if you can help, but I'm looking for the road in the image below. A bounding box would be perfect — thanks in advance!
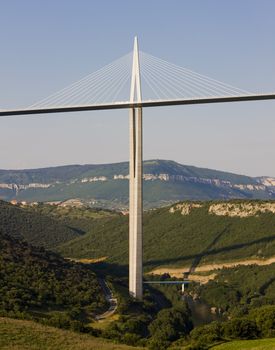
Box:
[95,278,118,321]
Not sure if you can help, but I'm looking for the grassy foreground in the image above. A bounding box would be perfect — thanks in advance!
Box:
[213,338,275,349]
[0,317,143,350]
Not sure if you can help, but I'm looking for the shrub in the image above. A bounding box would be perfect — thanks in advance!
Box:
[222,317,259,339]
[249,305,275,337]
[190,321,222,343]
[148,305,193,349]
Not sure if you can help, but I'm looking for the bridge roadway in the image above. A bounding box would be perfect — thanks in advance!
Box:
[0,93,275,117]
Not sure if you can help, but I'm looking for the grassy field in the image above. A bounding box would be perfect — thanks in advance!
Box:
[0,317,143,350]
[212,338,275,349]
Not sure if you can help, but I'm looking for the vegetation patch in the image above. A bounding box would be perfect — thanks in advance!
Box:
[0,317,142,350]
[0,231,108,329]
[58,200,275,270]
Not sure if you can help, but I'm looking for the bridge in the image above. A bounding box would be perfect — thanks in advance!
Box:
[1,93,275,116]
[1,37,274,300]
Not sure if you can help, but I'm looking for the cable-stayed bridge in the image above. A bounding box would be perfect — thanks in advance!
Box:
[1,37,274,300]
[1,41,274,116]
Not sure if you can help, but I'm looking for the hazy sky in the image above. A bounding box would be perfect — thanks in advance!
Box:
[0,0,274,176]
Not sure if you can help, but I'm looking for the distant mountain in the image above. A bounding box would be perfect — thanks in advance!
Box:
[0,160,274,209]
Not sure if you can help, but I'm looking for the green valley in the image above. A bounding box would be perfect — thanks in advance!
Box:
[2,199,275,349]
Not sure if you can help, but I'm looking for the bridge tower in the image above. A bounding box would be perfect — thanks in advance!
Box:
[129,36,143,299]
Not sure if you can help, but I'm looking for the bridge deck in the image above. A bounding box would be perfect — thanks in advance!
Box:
[0,93,275,117]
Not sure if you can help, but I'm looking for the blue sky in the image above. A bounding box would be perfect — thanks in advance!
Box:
[0,0,274,176]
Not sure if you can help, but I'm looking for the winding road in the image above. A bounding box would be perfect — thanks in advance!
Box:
[96,278,118,320]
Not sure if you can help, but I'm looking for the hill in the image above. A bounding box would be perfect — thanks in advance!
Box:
[3,197,275,276]
[0,227,193,348]
[0,317,142,350]
[58,200,275,271]
[0,160,274,209]
[0,200,117,249]
[0,231,108,323]
[0,200,81,249]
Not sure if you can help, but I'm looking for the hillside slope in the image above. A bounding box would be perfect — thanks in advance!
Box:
[0,231,107,321]
[0,200,81,249]
[195,263,275,312]
[0,317,142,350]
[58,200,275,270]
[0,160,274,208]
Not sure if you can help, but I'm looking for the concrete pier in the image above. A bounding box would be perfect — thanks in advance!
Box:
[129,37,143,299]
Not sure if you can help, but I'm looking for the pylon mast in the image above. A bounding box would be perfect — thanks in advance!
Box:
[129,36,143,299]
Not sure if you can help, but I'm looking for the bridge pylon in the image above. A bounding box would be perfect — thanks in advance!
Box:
[129,36,143,299]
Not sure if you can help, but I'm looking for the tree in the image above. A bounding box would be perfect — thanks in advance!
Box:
[148,306,193,349]
[249,305,275,337]
[222,318,258,340]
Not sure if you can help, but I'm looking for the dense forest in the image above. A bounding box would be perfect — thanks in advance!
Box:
[0,200,117,249]
[0,231,108,330]
[0,200,80,248]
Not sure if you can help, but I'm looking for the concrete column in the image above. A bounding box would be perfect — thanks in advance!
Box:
[129,37,143,300]
[129,107,143,299]
[129,107,135,294]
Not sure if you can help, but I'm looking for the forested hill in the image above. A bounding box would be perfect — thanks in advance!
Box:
[0,231,107,323]
[0,200,81,249]
[0,160,274,208]
[59,200,275,270]
[2,199,275,272]
[0,200,117,249]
